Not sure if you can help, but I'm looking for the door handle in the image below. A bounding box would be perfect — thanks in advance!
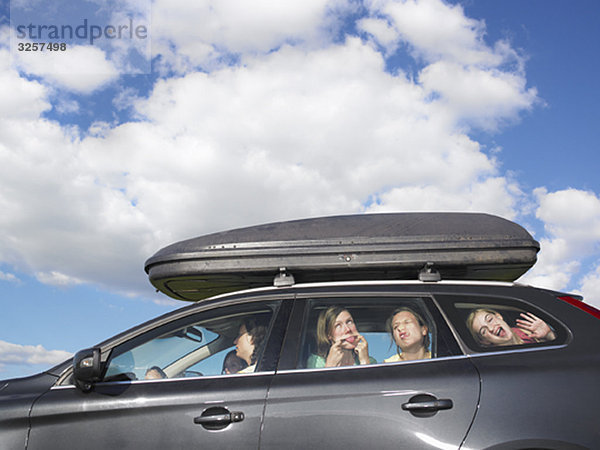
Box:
[401,394,453,417]
[194,407,244,430]
[194,412,245,425]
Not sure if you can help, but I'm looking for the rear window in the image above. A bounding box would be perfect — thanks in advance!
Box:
[437,294,568,352]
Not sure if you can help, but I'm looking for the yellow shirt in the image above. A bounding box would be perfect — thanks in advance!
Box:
[384,352,431,363]
[237,364,256,373]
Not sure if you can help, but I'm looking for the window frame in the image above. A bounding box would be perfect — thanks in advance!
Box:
[96,298,289,384]
[276,292,464,372]
[435,293,570,354]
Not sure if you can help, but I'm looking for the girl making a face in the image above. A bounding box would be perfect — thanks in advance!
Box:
[385,307,431,362]
[307,306,375,368]
[466,308,555,347]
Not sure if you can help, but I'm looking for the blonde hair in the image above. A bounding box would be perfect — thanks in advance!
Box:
[466,308,499,346]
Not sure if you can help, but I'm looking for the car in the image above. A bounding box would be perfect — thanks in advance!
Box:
[1,213,599,449]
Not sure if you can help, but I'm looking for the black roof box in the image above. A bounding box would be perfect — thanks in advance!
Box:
[145,212,539,301]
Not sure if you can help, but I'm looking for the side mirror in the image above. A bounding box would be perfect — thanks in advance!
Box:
[73,348,102,392]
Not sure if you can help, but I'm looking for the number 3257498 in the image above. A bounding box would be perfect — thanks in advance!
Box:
[17,42,67,51]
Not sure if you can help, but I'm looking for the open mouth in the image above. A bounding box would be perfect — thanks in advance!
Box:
[344,336,356,344]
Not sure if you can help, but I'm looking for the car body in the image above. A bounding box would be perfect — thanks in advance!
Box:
[1,214,599,449]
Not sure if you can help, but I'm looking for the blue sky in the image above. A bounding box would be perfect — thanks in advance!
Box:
[1,0,599,380]
[464,0,600,193]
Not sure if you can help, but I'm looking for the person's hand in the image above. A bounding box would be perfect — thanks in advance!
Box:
[325,338,346,367]
[354,334,370,365]
[516,312,556,341]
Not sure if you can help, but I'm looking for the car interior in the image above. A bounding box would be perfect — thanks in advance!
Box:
[102,309,274,382]
[299,298,437,368]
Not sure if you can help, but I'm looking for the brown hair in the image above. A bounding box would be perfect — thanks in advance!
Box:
[315,306,349,358]
[243,317,268,364]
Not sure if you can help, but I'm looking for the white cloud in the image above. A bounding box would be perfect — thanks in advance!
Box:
[151,0,352,73]
[0,28,51,119]
[579,264,600,309]
[0,64,156,294]
[360,0,536,131]
[419,61,537,130]
[53,97,80,115]
[112,87,140,112]
[358,17,400,55]
[0,1,544,300]
[9,0,151,85]
[365,0,499,65]
[0,271,20,283]
[521,188,600,292]
[534,187,600,245]
[0,340,72,367]
[366,177,522,219]
[13,44,119,94]
[95,38,519,230]
[35,271,84,286]
[0,68,50,119]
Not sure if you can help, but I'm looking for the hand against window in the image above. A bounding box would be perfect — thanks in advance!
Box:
[516,312,556,341]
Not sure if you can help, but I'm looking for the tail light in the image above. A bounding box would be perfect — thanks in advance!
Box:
[558,295,600,320]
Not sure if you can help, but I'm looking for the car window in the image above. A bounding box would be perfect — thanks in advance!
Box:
[101,301,279,382]
[297,297,460,370]
[437,295,568,352]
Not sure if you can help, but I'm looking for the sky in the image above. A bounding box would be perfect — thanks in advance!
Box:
[1,0,599,380]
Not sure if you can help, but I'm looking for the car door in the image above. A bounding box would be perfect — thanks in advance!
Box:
[260,292,480,450]
[28,298,291,450]
[435,291,595,449]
